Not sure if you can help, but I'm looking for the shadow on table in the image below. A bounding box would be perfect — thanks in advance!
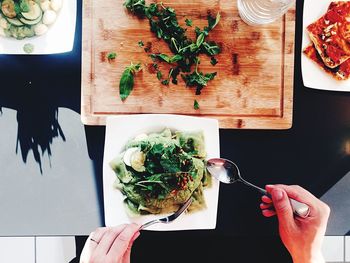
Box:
[0,63,80,173]
[15,92,66,173]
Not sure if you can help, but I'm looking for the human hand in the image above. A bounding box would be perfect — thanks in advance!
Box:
[260,185,330,263]
[80,224,140,263]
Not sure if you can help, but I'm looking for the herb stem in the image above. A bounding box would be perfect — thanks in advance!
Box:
[171,37,179,52]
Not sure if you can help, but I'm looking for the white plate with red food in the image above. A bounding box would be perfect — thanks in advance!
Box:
[0,0,76,54]
[302,0,350,92]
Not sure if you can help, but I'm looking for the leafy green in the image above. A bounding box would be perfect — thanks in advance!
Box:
[155,53,183,64]
[112,129,209,214]
[207,12,221,31]
[210,57,218,66]
[185,18,193,27]
[107,52,117,60]
[161,79,169,86]
[170,67,180,84]
[124,1,221,102]
[119,62,142,101]
[196,33,205,48]
[202,41,221,56]
[182,59,217,94]
[156,70,162,80]
[138,40,144,47]
[194,100,200,110]
[123,0,146,17]
[182,71,217,95]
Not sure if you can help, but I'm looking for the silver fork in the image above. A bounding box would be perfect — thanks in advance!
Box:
[139,197,193,230]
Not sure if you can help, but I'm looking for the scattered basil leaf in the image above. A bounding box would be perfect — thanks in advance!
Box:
[208,12,221,31]
[194,100,200,110]
[185,18,193,27]
[210,57,218,66]
[124,0,147,17]
[154,53,183,64]
[156,71,162,80]
[124,1,222,104]
[202,42,221,56]
[182,71,217,95]
[119,62,142,101]
[107,52,117,60]
[161,79,169,86]
[138,40,144,47]
[196,33,205,48]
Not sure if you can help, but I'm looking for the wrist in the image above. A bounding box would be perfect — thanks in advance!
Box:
[293,251,325,263]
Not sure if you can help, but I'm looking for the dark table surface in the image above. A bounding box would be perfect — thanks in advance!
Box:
[1,0,349,262]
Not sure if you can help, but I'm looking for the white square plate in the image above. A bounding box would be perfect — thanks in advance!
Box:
[302,0,350,92]
[103,114,220,231]
[0,0,76,54]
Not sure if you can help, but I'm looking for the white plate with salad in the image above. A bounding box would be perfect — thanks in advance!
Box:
[0,0,76,54]
[103,114,220,231]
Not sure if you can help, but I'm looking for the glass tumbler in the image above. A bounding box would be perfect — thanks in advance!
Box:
[237,0,295,26]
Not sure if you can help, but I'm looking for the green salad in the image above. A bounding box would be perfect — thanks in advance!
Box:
[110,128,212,215]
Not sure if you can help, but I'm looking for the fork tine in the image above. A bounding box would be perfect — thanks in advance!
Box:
[168,197,193,221]
[140,197,193,230]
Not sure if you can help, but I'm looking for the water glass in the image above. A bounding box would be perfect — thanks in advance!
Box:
[237,0,295,26]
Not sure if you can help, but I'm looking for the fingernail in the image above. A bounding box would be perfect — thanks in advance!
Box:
[272,189,283,201]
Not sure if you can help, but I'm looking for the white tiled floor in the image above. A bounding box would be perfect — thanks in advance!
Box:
[322,236,345,262]
[0,237,35,263]
[36,237,76,263]
[0,235,349,263]
[345,236,350,262]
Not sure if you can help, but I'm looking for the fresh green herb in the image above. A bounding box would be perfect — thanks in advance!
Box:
[138,40,144,47]
[124,2,221,103]
[153,63,159,70]
[156,70,162,80]
[161,79,169,86]
[154,53,183,64]
[202,41,221,56]
[210,57,218,66]
[182,59,217,95]
[119,62,142,101]
[194,100,200,110]
[170,67,180,84]
[149,54,157,61]
[196,33,205,48]
[107,52,117,60]
[207,12,221,31]
[185,18,193,27]
[123,0,147,17]
[160,68,179,86]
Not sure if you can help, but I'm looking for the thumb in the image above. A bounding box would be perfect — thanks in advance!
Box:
[270,188,294,229]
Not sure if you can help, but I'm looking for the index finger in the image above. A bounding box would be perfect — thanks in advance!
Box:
[266,184,319,217]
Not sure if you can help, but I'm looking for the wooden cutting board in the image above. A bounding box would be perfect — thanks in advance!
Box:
[82,0,295,129]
